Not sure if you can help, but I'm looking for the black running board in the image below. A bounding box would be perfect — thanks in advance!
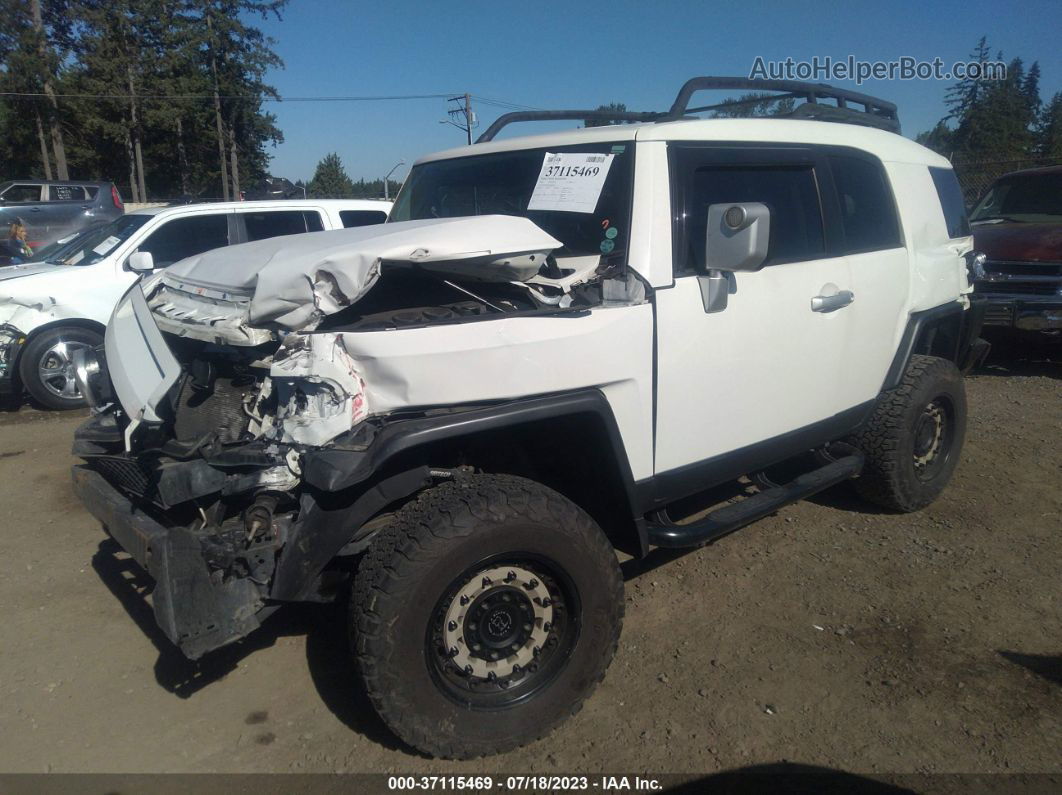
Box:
[645,453,864,549]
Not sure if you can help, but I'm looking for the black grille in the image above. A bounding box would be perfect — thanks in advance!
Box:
[89,456,155,499]
[984,259,1062,277]
[978,282,1061,296]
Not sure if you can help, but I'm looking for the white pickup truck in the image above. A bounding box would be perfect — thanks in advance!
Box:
[0,199,391,408]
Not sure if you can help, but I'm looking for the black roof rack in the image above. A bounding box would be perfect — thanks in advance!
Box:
[476,109,667,143]
[668,77,900,132]
[474,76,899,143]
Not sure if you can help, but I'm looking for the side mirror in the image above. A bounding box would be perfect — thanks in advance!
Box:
[697,202,770,314]
[127,251,155,272]
[706,202,771,272]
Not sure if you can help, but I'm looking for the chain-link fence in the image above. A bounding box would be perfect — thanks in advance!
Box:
[951,157,1062,206]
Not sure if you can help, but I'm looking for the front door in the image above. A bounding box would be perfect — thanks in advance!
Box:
[653,145,855,485]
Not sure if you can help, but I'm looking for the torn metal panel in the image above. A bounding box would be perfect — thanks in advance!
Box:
[156,216,562,333]
[269,332,369,446]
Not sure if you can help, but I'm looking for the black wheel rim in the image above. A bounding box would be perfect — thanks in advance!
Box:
[912,396,954,482]
[426,553,579,710]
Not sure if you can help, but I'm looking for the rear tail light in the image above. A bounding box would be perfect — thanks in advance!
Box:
[111,185,124,211]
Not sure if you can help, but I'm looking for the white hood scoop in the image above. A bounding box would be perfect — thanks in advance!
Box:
[149,215,562,340]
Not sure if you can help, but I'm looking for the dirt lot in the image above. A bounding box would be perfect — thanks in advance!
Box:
[0,335,1059,778]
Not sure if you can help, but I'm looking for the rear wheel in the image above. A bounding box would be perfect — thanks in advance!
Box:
[19,326,102,410]
[352,474,623,759]
[848,354,967,512]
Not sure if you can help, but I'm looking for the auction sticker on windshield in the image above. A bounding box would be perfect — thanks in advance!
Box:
[528,152,615,213]
[92,235,122,256]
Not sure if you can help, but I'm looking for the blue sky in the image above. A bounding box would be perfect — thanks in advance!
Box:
[255,0,1062,183]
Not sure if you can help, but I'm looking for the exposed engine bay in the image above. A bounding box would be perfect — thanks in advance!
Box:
[73,215,652,655]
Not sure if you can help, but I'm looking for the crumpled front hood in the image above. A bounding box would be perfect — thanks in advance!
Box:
[156,215,562,334]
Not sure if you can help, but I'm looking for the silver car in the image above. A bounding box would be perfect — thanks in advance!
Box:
[0,180,125,252]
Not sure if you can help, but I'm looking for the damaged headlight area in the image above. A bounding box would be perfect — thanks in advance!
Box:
[73,328,373,655]
[0,324,27,384]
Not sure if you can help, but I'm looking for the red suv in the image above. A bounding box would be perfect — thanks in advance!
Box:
[970,165,1062,334]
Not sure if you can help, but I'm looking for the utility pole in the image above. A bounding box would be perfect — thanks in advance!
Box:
[445,93,476,144]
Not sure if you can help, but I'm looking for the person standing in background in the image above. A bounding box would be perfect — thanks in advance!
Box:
[3,218,34,263]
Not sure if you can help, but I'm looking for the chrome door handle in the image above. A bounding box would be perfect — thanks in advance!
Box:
[811,290,854,312]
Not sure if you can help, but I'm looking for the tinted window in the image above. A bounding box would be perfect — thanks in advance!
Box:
[340,209,388,228]
[685,165,824,269]
[829,155,902,252]
[929,167,971,238]
[48,185,87,201]
[243,210,323,241]
[2,184,42,202]
[138,214,229,267]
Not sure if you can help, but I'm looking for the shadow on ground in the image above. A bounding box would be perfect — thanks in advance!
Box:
[667,762,917,794]
[999,650,1062,686]
[975,331,1060,380]
[91,538,408,754]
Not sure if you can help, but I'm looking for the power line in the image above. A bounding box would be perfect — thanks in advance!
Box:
[0,91,461,102]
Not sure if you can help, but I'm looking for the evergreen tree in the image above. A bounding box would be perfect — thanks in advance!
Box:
[945,35,991,121]
[307,153,355,198]
[1038,93,1062,158]
[584,102,628,128]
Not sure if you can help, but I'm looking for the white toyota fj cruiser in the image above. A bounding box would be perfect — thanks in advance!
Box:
[71,78,988,758]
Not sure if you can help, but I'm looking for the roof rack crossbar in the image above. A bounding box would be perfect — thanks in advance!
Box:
[666,76,900,132]
[471,76,901,143]
[683,91,805,115]
[476,109,664,143]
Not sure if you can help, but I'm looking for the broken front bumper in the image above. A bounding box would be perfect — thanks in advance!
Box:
[72,465,271,659]
[0,324,27,395]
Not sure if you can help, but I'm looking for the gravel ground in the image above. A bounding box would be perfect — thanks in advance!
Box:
[0,335,1058,778]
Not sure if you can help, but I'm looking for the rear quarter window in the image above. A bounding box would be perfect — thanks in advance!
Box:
[340,209,388,228]
[242,210,324,241]
[828,155,902,253]
[929,167,971,239]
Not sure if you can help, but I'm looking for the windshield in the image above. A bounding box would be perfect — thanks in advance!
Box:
[39,214,151,265]
[970,172,1062,224]
[390,143,634,260]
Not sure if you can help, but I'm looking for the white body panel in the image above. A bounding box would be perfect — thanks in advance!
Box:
[339,304,656,481]
[653,258,853,472]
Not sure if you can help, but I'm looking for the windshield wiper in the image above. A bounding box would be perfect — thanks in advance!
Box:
[971,215,1025,224]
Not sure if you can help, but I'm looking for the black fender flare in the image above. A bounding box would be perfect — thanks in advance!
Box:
[270,389,645,601]
[881,300,986,391]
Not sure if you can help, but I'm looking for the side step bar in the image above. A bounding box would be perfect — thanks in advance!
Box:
[646,453,864,549]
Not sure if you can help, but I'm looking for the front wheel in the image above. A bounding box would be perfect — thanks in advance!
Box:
[19,326,102,410]
[352,474,623,759]
[848,354,967,512]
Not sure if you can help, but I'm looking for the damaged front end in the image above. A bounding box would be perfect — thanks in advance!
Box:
[73,215,648,659]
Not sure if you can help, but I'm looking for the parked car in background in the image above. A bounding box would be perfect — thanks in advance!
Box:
[970,165,1062,335]
[0,198,391,409]
[0,180,124,250]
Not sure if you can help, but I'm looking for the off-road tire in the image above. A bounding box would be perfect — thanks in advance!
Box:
[849,354,967,512]
[352,474,623,759]
[19,326,102,410]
